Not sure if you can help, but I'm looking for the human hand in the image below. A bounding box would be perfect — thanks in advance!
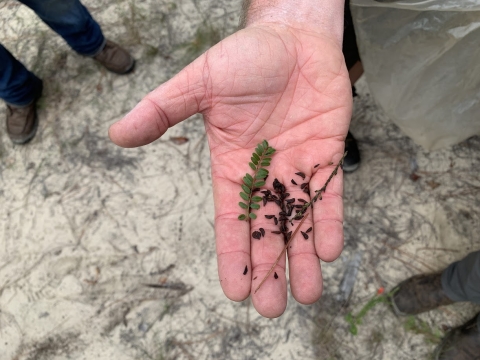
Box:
[109,19,351,318]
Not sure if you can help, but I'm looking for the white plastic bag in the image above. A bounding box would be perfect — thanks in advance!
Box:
[350,0,480,150]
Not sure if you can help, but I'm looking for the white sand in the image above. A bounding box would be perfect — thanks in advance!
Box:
[1,1,479,359]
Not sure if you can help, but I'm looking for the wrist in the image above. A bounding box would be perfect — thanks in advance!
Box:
[240,0,345,44]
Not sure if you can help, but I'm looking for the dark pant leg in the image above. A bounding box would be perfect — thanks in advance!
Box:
[19,0,105,56]
[343,0,360,71]
[0,44,42,106]
[441,250,480,304]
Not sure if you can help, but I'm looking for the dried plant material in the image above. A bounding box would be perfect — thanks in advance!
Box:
[410,173,421,182]
[169,136,189,145]
[426,180,441,189]
[293,154,346,220]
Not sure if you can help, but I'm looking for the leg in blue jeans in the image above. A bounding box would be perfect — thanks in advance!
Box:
[0,45,43,106]
[0,0,105,105]
[18,0,105,56]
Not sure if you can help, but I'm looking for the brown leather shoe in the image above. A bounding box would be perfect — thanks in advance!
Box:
[434,313,480,360]
[93,40,135,74]
[390,273,455,316]
[6,101,39,144]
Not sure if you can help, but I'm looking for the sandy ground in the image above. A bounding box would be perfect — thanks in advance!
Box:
[1,1,479,359]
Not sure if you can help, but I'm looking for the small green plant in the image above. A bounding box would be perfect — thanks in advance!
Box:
[238,140,275,221]
[344,289,396,335]
[403,315,443,344]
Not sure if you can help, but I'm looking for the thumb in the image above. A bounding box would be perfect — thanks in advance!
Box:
[109,56,207,148]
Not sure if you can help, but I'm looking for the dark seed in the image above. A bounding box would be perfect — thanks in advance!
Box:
[252,231,261,240]
[261,190,271,195]
[300,183,308,189]
[263,196,267,206]
[265,215,275,219]
[295,172,306,179]
[283,193,290,199]
[306,227,313,233]
[274,217,278,225]
[275,200,282,207]
[285,198,295,204]
[295,204,304,209]
[291,179,297,185]
[271,231,282,234]
[243,265,248,275]
[259,228,265,237]
[314,164,320,168]
[274,272,278,279]
[298,198,307,203]
[253,276,257,280]
[287,206,293,217]
[273,178,286,193]
[301,231,308,240]
[286,231,292,240]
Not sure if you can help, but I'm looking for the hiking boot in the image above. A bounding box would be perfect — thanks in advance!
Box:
[93,40,135,74]
[6,79,43,144]
[343,131,361,173]
[391,273,455,316]
[434,313,480,360]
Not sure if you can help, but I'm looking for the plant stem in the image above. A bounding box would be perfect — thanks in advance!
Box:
[254,215,308,294]
[294,152,347,220]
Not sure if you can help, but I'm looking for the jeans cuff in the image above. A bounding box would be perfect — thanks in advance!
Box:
[86,38,107,57]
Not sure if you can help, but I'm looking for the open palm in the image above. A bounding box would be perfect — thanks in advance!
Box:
[109,24,351,318]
